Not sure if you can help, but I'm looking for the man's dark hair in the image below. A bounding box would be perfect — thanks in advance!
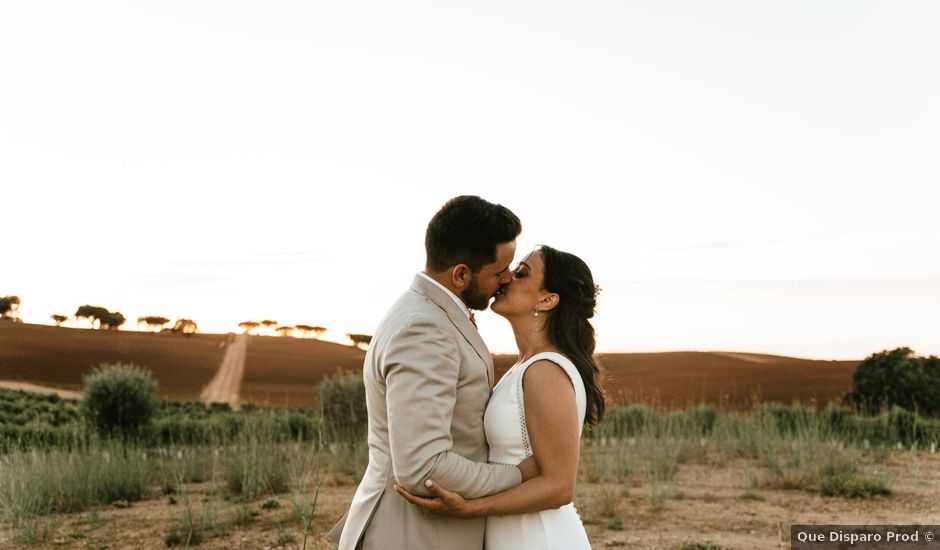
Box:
[425,196,522,272]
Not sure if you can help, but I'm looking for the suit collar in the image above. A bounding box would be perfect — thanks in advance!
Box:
[410,274,495,387]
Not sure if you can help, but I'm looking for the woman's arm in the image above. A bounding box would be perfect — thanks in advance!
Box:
[396,359,580,517]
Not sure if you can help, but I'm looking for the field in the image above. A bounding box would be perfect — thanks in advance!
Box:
[6,321,932,550]
[1,323,857,409]
[0,324,227,403]
[2,384,939,549]
[6,449,933,549]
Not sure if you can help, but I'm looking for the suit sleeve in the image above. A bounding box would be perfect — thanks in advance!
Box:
[382,314,522,498]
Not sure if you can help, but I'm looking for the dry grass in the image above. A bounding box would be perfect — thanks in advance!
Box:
[2,448,936,549]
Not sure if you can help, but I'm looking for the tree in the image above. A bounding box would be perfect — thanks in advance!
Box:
[293,324,327,338]
[260,320,277,335]
[276,325,295,337]
[75,305,112,329]
[346,333,373,350]
[171,318,198,336]
[137,316,170,332]
[81,363,157,439]
[50,314,68,326]
[100,311,126,331]
[844,347,940,417]
[0,295,21,320]
[238,321,260,335]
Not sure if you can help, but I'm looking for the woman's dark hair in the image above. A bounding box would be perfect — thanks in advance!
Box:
[425,196,522,272]
[538,245,606,427]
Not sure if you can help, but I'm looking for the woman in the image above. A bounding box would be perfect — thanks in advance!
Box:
[396,245,605,549]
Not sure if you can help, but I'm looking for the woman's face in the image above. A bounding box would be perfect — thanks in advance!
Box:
[491,249,547,318]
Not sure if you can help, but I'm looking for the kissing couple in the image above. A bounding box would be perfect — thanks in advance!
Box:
[329,195,605,549]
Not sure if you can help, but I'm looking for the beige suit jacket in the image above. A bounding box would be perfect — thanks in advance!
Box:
[329,274,521,549]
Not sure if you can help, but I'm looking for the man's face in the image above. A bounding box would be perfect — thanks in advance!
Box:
[461,241,517,311]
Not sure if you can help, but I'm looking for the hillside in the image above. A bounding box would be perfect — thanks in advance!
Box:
[0,322,227,402]
[494,351,857,410]
[1,322,858,409]
[240,334,366,407]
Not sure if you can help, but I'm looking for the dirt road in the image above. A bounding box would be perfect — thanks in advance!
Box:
[200,333,248,408]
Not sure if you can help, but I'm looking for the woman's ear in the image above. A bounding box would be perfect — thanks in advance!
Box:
[539,292,560,312]
[451,264,471,290]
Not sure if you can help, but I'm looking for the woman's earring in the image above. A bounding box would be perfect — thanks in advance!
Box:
[534,309,539,317]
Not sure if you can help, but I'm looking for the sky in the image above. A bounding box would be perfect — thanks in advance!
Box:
[2,1,939,359]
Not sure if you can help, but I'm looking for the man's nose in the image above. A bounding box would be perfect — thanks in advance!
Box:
[499,271,513,285]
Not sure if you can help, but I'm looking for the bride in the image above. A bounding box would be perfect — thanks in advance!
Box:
[396,245,605,549]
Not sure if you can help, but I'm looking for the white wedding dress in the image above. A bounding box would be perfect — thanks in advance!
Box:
[483,351,591,550]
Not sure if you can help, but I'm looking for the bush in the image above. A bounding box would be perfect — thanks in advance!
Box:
[753,403,815,435]
[82,363,157,439]
[844,348,940,417]
[318,371,366,444]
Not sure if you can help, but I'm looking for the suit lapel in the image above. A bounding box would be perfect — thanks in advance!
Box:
[410,274,495,387]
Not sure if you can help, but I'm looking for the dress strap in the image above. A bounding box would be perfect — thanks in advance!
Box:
[516,352,587,437]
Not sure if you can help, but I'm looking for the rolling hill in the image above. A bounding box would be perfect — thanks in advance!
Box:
[0,322,858,409]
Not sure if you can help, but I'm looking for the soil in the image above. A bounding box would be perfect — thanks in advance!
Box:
[2,323,858,410]
[4,451,936,550]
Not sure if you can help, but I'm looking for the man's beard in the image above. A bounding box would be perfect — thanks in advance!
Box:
[461,275,492,311]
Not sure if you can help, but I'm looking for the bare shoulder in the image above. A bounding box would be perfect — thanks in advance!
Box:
[521,359,575,395]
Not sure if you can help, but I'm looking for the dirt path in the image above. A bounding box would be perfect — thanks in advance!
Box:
[200,334,248,408]
[0,380,81,400]
[712,351,776,363]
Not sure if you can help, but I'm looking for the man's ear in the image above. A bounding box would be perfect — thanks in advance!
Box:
[539,292,560,312]
[451,264,472,290]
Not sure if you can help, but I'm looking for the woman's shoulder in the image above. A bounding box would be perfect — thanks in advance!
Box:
[523,351,576,371]
[520,352,580,386]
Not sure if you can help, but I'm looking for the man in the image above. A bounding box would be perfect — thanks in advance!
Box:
[329,196,537,549]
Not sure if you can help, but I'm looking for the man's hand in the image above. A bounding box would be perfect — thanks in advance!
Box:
[395,480,478,518]
[516,456,539,482]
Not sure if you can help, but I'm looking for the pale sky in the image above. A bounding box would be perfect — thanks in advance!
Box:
[2,1,938,359]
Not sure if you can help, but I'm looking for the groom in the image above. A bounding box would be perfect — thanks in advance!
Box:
[329,196,537,549]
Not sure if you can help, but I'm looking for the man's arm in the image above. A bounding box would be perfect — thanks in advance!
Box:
[383,314,522,498]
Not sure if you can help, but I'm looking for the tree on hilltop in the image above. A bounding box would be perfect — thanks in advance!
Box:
[238,321,260,335]
[51,314,69,327]
[260,320,277,335]
[0,296,21,320]
[294,325,327,339]
[276,325,295,337]
[137,316,170,332]
[171,319,198,336]
[347,333,373,350]
[75,305,111,329]
[100,311,126,331]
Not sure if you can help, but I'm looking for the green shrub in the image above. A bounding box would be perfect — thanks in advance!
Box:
[318,371,366,444]
[753,403,815,435]
[844,347,940,417]
[82,363,157,439]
